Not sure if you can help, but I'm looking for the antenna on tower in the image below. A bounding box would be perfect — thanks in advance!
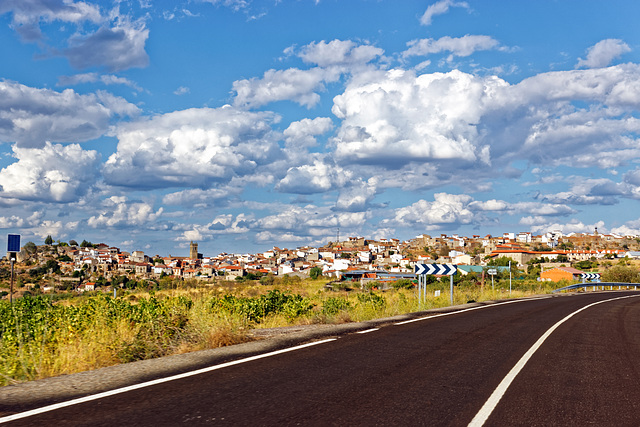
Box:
[336,227,340,245]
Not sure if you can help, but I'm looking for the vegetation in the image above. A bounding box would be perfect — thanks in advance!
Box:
[0,273,565,386]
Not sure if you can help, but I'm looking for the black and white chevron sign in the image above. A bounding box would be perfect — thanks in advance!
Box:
[580,273,601,280]
[414,263,457,276]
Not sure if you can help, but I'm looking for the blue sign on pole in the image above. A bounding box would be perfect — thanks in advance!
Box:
[7,234,20,253]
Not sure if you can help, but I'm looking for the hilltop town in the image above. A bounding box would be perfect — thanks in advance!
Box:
[2,228,640,295]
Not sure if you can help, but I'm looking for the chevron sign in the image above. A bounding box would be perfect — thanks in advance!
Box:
[581,273,601,281]
[415,263,457,276]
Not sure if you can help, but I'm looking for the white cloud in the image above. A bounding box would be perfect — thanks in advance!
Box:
[64,19,149,72]
[526,219,605,235]
[283,117,334,150]
[334,179,378,212]
[87,196,163,228]
[0,80,139,148]
[175,213,252,242]
[162,186,241,206]
[174,86,190,95]
[611,219,640,236]
[104,106,280,189]
[0,0,102,42]
[576,39,631,69]
[297,39,384,68]
[57,73,142,91]
[232,67,339,109]
[382,193,475,228]
[0,142,100,203]
[254,205,369,243]
[420,0,470,26]
[331,68,496,167]
[276,159,351,194]
[403,35,502,59]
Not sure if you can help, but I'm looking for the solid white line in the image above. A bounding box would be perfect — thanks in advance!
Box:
[395,296,552,325]
[467,294,640,427]
[0,338,337,424]
[357,328,379,334]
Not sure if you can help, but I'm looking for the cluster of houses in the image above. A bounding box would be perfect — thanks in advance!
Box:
[9,229,640,290]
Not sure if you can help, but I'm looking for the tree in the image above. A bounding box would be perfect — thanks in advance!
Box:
[69,240,78,246]
[80,240,93,248]
[487,256,513,267]
[309,266,323,280]
[23,241,37,254]
[601,266,640,283]
[44,235,53,245]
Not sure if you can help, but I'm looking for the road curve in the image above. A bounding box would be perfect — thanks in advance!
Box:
[2,291,639,426]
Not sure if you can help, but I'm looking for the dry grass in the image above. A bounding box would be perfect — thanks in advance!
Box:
[1,277,557,385]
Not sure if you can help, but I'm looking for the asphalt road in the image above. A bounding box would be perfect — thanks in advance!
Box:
[2,291,640,426]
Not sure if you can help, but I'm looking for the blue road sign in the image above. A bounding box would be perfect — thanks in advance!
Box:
[7,234,20,253]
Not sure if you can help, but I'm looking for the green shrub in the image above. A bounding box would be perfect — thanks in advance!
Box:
[322,297,351,315]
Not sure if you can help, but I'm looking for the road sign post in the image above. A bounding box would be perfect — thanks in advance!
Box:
[7,234,20,305]
[487,268,497,290]
[415,263,458,306]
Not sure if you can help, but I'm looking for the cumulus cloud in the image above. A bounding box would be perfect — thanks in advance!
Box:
[334,179,378,212]
[175,213,252,242]
[420,0,470,26]
[234,39,383,109]
[576,39,631,69]
[611,219,640,236]
[331,68,496,168]
[232,67,339,109]
[382,193,475,228]
[403,35,503,59]
[0,0,102,42]
[0,80,139,148]
[526,219,605,235]
[276,159,352,194]
[104,106,280,189]
[57,73,142,91]
[63,20,149,71]
[0,142,100,203]
[283,117,334,150]
[329,63,640,188]
[297,39,384,68]
[162,186,241,206]
[0,2,150,72]
[87,196,163,228]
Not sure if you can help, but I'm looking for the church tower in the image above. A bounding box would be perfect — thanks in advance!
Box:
[189,241,198,259]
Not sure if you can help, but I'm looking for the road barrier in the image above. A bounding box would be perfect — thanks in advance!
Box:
[552,282,640,293]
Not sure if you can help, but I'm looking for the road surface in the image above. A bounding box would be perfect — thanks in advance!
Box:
[2,291,639,426]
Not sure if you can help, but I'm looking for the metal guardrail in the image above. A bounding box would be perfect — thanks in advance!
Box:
[552,282,640,293]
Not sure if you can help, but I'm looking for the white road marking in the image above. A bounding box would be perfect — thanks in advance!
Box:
[0,338,337,424]
[357,328,379,334]
[468,294,640,427]
[395,296,552,325]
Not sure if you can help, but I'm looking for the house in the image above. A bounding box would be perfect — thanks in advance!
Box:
[540,267,584,282]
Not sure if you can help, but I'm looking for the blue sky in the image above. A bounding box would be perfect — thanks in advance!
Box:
[2,0,640,257]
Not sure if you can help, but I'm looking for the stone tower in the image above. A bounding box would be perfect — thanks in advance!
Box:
[189,241,198,259]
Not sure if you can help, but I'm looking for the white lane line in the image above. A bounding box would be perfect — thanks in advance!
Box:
[468,294,640,427]
[0,338,337,424]
[395,296,552,325]
[357,328,379,334]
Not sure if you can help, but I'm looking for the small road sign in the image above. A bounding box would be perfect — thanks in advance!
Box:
[580,273,601,281]
[487,269,497,275]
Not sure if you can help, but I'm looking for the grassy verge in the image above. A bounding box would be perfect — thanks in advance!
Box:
[0,278,557,386]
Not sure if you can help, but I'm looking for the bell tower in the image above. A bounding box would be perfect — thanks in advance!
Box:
[189,241,198,259]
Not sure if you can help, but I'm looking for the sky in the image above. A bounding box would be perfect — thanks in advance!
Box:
[2,0,640,257]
